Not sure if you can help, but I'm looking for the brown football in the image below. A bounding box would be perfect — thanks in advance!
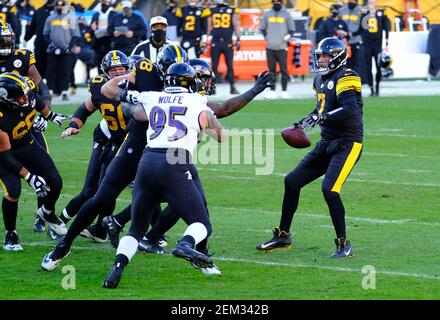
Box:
[281,126,312,148]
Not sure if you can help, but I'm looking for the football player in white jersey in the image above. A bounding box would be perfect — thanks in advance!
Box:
[102,62,226,289]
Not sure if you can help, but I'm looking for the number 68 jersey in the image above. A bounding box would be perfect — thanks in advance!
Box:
[137,90,211,156]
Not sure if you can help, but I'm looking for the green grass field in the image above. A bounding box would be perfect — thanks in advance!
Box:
[0,95,439,300]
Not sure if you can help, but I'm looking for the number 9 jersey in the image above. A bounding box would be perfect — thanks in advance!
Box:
[137,90,211,156]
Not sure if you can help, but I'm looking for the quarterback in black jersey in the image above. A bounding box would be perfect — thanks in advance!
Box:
[257,38,363,259]
[0,73,69,250]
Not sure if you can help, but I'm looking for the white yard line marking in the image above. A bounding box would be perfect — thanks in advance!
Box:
[23,241,440,281]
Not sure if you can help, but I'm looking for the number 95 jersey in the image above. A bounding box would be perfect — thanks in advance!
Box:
[137,90,211,156]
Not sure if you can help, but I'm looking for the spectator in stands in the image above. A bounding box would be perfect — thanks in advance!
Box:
[17,0,35,45]
[362,0,390,96]
[131,16,173,62]
[259,0,295,99]
[25,0,55,81]
[161,0,178,42]
[91,0,115,65]
[340,0,366,83]
[317,4,349,43]
[108,0,147,56]
[43,0,80,100]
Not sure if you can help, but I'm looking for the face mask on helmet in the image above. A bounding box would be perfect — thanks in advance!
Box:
[101,50,129,78]
[0,28,16,57]
[165,63,197,93]
[0,74,34,110]
[314,38,347,75]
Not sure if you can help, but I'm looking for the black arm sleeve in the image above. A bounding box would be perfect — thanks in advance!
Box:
[37,80,50,101]
[323,90,358,124]
[34,93,46,112]
[73,102,93,124]
[0,150,24,175]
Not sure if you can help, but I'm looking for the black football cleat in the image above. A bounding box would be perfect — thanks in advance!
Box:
[80,224,108,243]
[102,216,122,249]
[256,227,293,252]
[330,238,354,259]
[138,237,166,254]
[172,241,212,268]
[102,265,123,289]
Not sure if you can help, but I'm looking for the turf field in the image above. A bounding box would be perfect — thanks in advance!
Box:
[0,95,439,300]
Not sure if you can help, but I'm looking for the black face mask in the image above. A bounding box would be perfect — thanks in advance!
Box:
[348,3,357,10]
[101,4,109,11]
[273,3,282,11]
[167,6,175,12]
[331,11,339,18]
[151,29,166,45]
[56,8,63,14]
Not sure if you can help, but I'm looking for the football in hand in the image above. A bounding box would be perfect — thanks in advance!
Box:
[281,125,311,148]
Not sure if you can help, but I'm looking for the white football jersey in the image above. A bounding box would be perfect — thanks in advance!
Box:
[137,89,210,156]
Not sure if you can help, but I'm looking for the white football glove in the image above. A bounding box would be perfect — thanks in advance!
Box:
[120,90,140,104]
[46,111,72,128]
[25,173,51,197]
[33,114,48,132]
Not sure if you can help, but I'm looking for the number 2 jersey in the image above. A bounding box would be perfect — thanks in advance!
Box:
[88,75,129,146]
[137,89,210,156]
[312,67,363,142]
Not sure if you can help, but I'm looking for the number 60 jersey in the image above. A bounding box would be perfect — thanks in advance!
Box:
[137,90,211,156]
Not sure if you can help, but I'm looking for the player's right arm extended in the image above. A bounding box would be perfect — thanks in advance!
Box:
[61,98,96,138]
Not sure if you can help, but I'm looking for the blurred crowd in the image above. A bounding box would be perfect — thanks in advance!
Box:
[0,0,393,99]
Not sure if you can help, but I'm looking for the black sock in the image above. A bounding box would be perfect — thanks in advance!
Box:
[2,198,18,231]
[114,254,129,269]
[323,190,346,238]
[63,200,99,247]
[114,205,132,227]
[279,186,301,233]
[181,235,196,248]
[196,238,208,255]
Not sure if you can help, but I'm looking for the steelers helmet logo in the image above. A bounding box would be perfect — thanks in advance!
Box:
[13,59,22,68]
[1,67,5,72]
[0,87,8,98]
[327,80,334,90]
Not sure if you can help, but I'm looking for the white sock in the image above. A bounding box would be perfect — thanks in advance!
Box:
[62,208,72,221]
[116,236,138,261]
[183,222,207,245]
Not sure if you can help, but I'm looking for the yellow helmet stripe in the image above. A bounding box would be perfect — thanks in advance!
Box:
[173,44,182,62]
[2,74,27,88]
[112,50,118,60]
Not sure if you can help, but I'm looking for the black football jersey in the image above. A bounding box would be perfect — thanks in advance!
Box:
[210,5,239,39]
[0,104,36,148]
[88,75,128,146]
[312,67,363,142]
[0,49,36,75]
[362,9,390,46]
[176,5,210,39]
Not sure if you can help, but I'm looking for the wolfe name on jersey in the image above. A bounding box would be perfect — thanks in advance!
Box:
[0,48,35,74]
[137,90,210,156]
[312,68,363,142]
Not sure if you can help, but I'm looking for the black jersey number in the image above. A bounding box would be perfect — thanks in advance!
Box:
[12,110,35,140]
[212,13,231,29]
[100,103,126,131]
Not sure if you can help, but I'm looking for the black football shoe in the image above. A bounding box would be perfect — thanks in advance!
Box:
[102,216,122,248]
[256,227,293,252]
[80,224,108,243]
[102,264,124,289]
[172,241,212,268]
[138,237,166,254]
